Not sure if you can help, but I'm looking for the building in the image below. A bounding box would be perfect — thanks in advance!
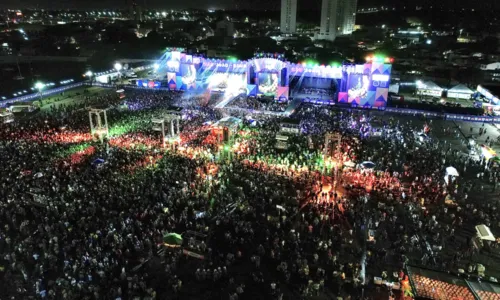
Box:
[316,0,339,41]
[280,0,297,34]
[215,20,235,38]
[338,0,358,35]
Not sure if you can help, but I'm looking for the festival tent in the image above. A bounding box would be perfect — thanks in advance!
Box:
[447,84,474,100]
[476,224,496,241]
[214,116,242,130]
[417,81,444,97]
[163,233,183,246]
[344,161,356,168]
[445,166,459,177]
[92,158,105,168]
[360,161,376,169]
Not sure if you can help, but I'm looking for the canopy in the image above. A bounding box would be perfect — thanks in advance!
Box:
[448,84,474,99]
[445,166,459,177]
[344,161,356,168]
[417,81,443,97]
[476,224,495,241]
[163,233,183,245]
[215,116,242,130]
[360,161,376,169]
[420,81,442,91]
[93,158,105,165]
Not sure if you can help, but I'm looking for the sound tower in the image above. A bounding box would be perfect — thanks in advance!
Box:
[248,66,256,84]
[280,68,287,87]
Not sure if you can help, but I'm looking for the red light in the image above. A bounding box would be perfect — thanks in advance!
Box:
[389,58,394,63]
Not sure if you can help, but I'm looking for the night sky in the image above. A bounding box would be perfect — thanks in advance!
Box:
[0,0,495,10]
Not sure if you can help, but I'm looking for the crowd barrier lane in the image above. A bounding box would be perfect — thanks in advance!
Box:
[8,82,500,124]
[0,82,84,107]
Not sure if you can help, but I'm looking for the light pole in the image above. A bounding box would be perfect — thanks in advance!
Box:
[114,63,122,86]
[85,71,93,85]
[34,82,45,103]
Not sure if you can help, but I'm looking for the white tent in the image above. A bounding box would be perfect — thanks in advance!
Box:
[417,81,444,97]
[476,224,496,241]
[447,84,474,100]
[445,166,459,177]
[344,161,356,168]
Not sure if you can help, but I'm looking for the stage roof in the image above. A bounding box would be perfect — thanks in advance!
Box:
[215,116,242,129]
[448,84,474,94]
[420,81,443,91]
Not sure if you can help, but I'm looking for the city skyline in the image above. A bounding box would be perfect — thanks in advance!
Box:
[0,0,498,10]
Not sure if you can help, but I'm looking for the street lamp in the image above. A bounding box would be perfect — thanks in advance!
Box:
[114,63,123,86]
[85,71,93,85]
[34,82,45,102]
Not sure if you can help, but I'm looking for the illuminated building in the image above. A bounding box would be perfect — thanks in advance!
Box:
[280,0,297,34]
[316,0,339,41]
[338,0,358,35]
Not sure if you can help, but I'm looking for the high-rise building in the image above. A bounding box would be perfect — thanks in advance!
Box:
[338,0,358,35]
[280,0,297,34]
[316,0,339,41]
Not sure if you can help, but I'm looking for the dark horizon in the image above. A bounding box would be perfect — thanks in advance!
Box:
[0,0,499,11]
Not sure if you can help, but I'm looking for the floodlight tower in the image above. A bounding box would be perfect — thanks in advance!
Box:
[324,132,342,184]
[324,132,341,156]
[152,114,181,149]
[152,118,166,147]
[89,108,109,143]
[34,82,45,102]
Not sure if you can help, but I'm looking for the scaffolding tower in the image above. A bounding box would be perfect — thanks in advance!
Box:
[89,108,109,143]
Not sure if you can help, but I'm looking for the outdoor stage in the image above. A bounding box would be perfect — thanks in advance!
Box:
[138,50,393,109]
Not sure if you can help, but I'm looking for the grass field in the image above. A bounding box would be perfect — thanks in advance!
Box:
[30,86,114,111]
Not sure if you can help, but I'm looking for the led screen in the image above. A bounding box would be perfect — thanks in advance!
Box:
[166,61,180,73]
[207,73,246,94]
[180,64,196,86]
[347,74,370,104]
[258,72,279,96]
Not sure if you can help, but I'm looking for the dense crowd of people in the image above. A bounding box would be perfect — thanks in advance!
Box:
[228,95,288,112]
[0,88,499,300]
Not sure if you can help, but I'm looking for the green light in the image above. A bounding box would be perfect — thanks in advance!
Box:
[224,145,229,151]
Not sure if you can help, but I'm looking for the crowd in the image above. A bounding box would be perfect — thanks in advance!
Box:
[0,88,500,300]
[228,95,288,112]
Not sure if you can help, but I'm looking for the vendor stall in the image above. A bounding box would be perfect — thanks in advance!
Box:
[447,84,474,100]
[416,81,444,98]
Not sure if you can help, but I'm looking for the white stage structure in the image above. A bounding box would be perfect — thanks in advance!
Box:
[152,114,181,148]
[89,108,109,142]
